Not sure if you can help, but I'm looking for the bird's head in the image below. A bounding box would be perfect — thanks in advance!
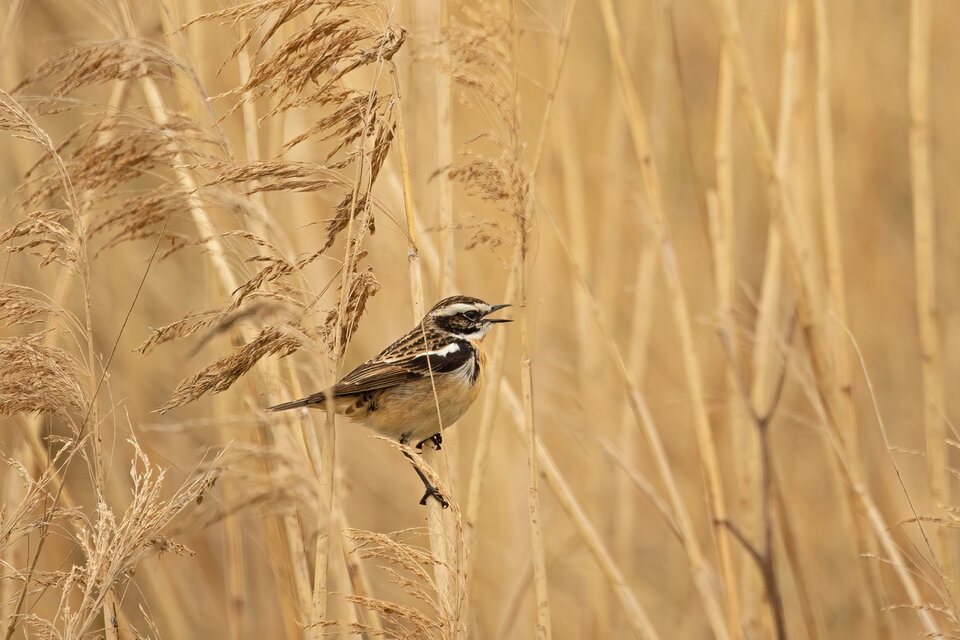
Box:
[426,295,512,340]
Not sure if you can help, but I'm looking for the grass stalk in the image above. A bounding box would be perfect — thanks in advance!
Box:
[542,208,728,640]
[809,0,889,631]
[709,0,942,633]
[463,260,517,573]
[128,7,326,634]
[598,1,741,635]
[712,47,766,637]
[908,0,951,583]
[394,91,459,637]
[517,288,550,640]
[613,234,657,567]
[501,380,661,640]
[430,0,455,298]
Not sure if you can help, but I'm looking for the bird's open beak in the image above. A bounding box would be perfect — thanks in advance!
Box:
[484,304,512,323]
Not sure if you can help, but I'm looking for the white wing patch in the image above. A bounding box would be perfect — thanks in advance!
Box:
[384,341,460,363]
[430,342,461,357]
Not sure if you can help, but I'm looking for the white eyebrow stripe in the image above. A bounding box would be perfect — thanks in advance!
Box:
[432,303,485,317]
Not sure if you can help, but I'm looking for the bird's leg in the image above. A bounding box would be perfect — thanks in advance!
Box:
[415,432,442,451]
[400,435,448,508]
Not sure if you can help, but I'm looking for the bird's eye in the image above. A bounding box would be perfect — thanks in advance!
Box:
[463,310,480,322]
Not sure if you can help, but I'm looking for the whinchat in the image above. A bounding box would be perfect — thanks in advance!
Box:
[267,295,511,507]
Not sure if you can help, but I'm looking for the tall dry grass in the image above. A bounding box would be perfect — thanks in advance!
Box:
[2,0,960,638]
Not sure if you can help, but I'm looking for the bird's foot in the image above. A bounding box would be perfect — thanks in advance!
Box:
[419,484,449,509]
[416,433,443,451]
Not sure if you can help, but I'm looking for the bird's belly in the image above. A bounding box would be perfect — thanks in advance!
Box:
[360,360,482,442]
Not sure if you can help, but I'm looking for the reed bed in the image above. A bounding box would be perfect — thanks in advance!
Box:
[1,0,960,638]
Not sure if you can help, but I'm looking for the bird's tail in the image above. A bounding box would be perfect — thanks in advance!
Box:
[266,391,327,412]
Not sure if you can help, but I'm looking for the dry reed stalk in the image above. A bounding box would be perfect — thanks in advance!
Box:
[424,0,455,298]
[64,109,123,640]
[314,394,337,631]
[214,397,248,640]
[595,35,650,578]
[556,106,611,636]
[204,23,260,640]
[809,0,889,630]
[317,21,402,623]
[0,89,116,640]
[908,0,951,582]
[394,86,463,638]
[411,0,462,499]
[463,258,516,577]
[542,209,725,639]
[597,1,741,636]
[771,469,827,640]
[118,9,324,636]
[708,0,942,633]
[518,303,550,640]
[139,27,315,640]
[176,1,403,630]
[516,74,551,640]
[812,0,861,480]
[839,324,950,630]
[614,236,657,562]
[600,438,681,541]
[522,4,576,636]
[712,48,764,636]
[713,3,805,635]
[335,508,386,639]
[499,379,661,640]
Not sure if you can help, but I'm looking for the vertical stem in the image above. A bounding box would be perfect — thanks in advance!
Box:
[502,381,662,640]
[597,1,741,636]
[514,9,551,636]
[519,289,550,640]
[713,48,766,637]
[772,471,827,640]
[908,0,950,583]
[434,0,455,298]
[463,260,517,576]
[395,91,456,636]
[811,0,889,632]
[544,208,726,640]
[709,0,942,634]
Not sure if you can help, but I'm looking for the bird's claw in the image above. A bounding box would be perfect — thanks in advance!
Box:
[419,485,449,509]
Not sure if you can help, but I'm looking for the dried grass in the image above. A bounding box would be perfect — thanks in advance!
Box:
[2,0,959,639]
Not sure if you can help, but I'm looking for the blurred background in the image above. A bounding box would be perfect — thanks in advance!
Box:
[1,0,959,638]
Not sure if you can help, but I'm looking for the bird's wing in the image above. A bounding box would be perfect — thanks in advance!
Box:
[267,326,473,412]
[332,338,472,396]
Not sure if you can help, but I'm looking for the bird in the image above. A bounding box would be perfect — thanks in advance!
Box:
[267,295,511,508]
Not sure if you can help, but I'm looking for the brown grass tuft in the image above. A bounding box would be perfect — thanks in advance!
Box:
[0,332,88,418]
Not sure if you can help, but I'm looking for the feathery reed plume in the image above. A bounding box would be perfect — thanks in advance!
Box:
[27,439,219,639]
[0,332,88,419]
